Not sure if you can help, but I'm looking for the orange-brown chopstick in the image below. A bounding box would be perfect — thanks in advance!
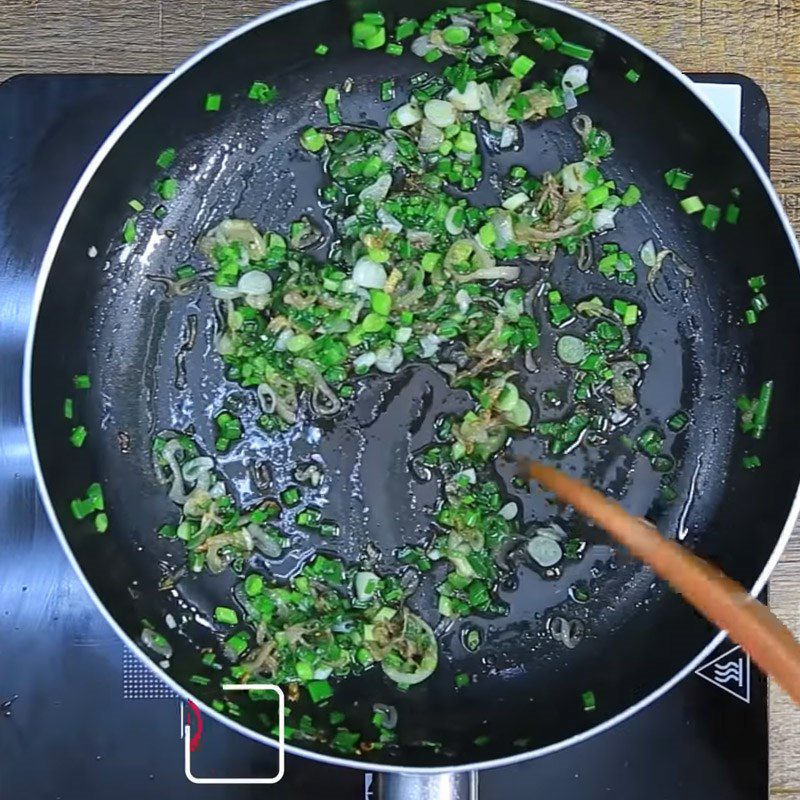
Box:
[525,460,800,706]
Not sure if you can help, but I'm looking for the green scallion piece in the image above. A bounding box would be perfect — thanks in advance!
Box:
[156,148,176,169]
[680,195,704,215]
[314,43,329,55]
[70,497,95,520]
[620,184,641,206]
[300,127,326,153]
[664,167,693,190]
[248,81,278,104]
[509,54,535,78]
[385,42,404,56]
[307,679,333,703]
[752,379,773,439]
[557,41,594,61]
[747,274,766,292]
[281,486,301,507]
[725,203,740,224]
[245,574,264,597]
[214,606,239,625]
[69,425,87,448]
[352,18,386,50]
[701,203,721,230]
[122,218,137,244]
[667,411,689,432]
[742,454,761,469]
[204,93,222,112]
[94,513,109,533]
[128,199,144,212]
[157,178,179,201]
[582,689,596,711]
[624,68,640,83]
[745,308,758,325]
[395,18,419,40]
[380,79,396,102]
[63,397,74,419]
[584,185,609,209]
[443,25,470,45]
[424,48,443,63]
[73,374,91,390]
[455,672,470,688]
[87,482,105,511]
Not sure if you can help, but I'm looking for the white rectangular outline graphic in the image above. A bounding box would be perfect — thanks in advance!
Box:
[183,683,285,784]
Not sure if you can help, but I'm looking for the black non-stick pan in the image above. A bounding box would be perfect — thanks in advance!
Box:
[24,0,800,796]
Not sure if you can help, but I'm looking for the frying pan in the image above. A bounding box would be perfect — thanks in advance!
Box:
[23,0,800,797]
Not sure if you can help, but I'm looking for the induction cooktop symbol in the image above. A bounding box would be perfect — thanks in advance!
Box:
[695,644,751,703]
[180,684,285,784]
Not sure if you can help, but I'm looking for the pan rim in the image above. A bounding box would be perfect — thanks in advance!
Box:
[22,0,800,775]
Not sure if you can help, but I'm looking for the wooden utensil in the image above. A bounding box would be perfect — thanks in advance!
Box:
[524,460,800,705]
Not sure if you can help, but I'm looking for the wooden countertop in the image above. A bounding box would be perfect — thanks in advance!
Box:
[1,0,797,793]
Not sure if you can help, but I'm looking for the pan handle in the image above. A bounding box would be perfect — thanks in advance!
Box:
[375,771,478,800]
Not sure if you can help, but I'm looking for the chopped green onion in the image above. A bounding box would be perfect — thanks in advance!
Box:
[156,148,176,169]
[245,574,264,596]
[680,195,704,214]
[352,18,386,50]
[214,606,239,625]
[395,18,418,40]
[509,54,535,78]
[63,398,74,420]
[582,689,596,711]
[122,218,137,244]
[584,185,609,209]
[745,308,758,325]
[87,482,105,511]
[128,199,144,212]
[557,40,593,60]
[69,425,87,448]
[455,672,470,688]
[624,68,640,83]
[385,42,404,56]
[725,203,740,224]
[753,380,773,439]
[747,275,766,292]
[94,513,109,533]
[622,304,639,326]
[281,486,301,507]
[157,178,179,201]
[314,43,329,55]
[248,81,278,104]
[443,25,470,45]
[742,454,761,469]
[380,79,396,102]
[424,48,443,63]
[204,93,222,112]
[225,632,249,657]
[701,203,721,230]
[70,497,95,520]
[667,411,689,432]
[300,127,326,152]
[620,184,641,207]
[307,679,333,703]
[664,167,692,190]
